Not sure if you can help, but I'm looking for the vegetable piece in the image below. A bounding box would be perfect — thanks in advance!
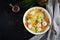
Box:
[37,23,42,28]
[38,28,41,32]
[26,13,31,19]
[41,26,46,30]
[25,22,28,27]
[36,9,42,14]
[36,19,38,23]
[45,18,50,23]
[42,21,47,26]
[33,22,37,27]
[28,24,32,29]
[27,19,31,23]
[30,11,35,15]
[25,17,28,21]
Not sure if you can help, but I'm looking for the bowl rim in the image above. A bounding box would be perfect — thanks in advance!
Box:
[23,7,51,35]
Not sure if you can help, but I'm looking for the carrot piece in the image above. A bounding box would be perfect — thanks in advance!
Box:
[33,22,37,27]
[36,10,41,14]
[41,26,46,30]
[25,22,28,27]
[26,13,31,19]
[45,18,50,23]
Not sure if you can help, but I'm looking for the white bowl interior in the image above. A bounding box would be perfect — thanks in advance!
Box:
[23,7,51,35]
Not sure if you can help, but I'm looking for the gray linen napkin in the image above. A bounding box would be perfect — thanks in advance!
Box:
[53,0,60,40]
[29,0,53,40]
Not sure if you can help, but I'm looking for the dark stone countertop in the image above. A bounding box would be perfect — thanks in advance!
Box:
[0,0,46,40]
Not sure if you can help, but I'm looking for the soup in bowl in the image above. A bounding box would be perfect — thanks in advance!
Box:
[23,7,51,35]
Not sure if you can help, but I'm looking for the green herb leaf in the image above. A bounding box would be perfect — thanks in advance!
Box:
[25,17,28,21]
[36,19,38,23]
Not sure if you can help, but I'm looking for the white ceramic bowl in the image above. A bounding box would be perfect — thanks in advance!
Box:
[23,7,51,35]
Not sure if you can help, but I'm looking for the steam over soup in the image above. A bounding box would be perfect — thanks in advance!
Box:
[24,8,50,33]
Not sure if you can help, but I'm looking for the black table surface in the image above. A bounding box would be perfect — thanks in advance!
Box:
[0,0,46,40]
